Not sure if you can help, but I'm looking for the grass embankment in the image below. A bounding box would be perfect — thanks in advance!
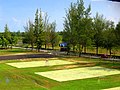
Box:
[0,48,39,56]
[0,56,120,90]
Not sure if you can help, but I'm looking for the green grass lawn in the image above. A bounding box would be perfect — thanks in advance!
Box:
[0,56,120,90]
[0,48,38,56]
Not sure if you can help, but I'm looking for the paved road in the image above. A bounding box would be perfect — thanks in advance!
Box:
[0,53,56,60]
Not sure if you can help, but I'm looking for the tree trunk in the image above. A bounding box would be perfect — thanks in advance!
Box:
[96,46,98,55]
[72,45,75,52]
[31,42,34,51]
[52,44,54,50]
[11,44,12,49]
[67,46,70,55]
[78,44,83,57]
[84,45,87,53]
[37,45,40,52]
[106,48,108,55]
[45,44,47,49]
[109,48,112,56]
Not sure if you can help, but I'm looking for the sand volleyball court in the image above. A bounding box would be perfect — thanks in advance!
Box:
[6,60,74,68]
[35,66,120,82]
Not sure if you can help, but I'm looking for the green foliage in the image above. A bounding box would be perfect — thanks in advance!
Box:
[92,13,107,54]
[34,9,44,51]
[23,9,60,50]
[11,33,18,45]
[24,20,35,50]
[43,13,50,49]
[4,24,11,41]
[63,0,93,55]
[2,36,9,48]
[0,24,19,48]
[0,0,119,55]
[102,21,116,55]
[3,24,11,48]
[63,2,78,48]
[49,22,58,49]
[115,21,120,45]
[62,0,119,56]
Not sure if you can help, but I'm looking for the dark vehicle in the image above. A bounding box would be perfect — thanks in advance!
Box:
[59,42,68,51]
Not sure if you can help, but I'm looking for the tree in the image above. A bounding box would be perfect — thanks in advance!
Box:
[78,4,93,53]
[1,36,9,48]
[115,21,120,46]
[43,13,50,49]
[0,38,2,46]
[34,9,44,51]
[0,31,18,48]
[10,32,18,48]
[3,24,11,48]
[102,21,116,55]
[63,2,77,52]
[63,0,92,56]
[93,13,106,55]
[24,20,35,50]
[49,22,59,49]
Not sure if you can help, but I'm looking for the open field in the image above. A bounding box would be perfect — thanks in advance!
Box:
[0,57,120,90]
[0,48,120,90]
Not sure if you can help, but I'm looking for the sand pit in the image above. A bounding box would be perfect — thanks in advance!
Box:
[35,66,120,82]
[103,87,120,90]
[6,60,74,68]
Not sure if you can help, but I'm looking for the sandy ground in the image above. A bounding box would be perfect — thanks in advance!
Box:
[6,60,74,68]
[103,87,120,90]
[35,66,120,82]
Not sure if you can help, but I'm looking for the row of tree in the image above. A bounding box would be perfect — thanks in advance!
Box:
[0,9,60,50]
[62,0,120,56]
[23,9,60,51]
[0,25,19,48]
[0,0,120,56]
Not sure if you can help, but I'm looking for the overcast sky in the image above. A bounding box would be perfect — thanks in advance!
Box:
[0,0,120,32]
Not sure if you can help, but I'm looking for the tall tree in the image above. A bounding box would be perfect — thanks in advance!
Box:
[34,9,44,51]
[102,21,116,55]
[63,0,92,56]
[115,21,120,46]
[24,20,35,50]
[43,13,50,49]
[3,24,11,48]
[79,5,93,53]
[49,22,58,49]
[93,13,106,55]
[63,2,77,51]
